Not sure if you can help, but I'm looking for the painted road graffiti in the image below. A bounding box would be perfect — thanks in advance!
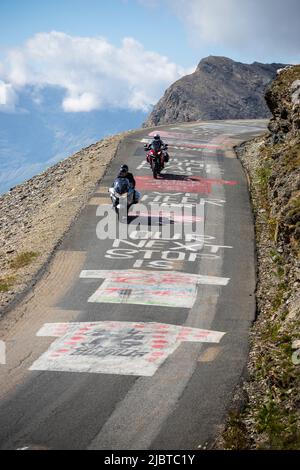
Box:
[95,199,205,241]
[148,130,232,148]
[135,175,237,194]
[128,198,205,228]
[110,236,232,255]
[95,193,232,267]
[140,192,226,207]
[141,138,216,153]
[128,209,203,224]
[142,137,222,151]
[95,189,231,269]
[80,270,229,308]
[136,158,224,177]
[105,236,233,269]
[30,321,226,376]
[149,130,210,141]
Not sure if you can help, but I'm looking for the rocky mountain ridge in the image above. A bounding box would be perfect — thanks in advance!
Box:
[144,56,286,127]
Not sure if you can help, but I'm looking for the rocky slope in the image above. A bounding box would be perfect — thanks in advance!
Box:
[217,65,300,449]
[0,131,132,314]
[144,56,286,127]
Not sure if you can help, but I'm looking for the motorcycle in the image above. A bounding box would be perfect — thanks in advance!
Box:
[144,143,169,179]
[109,177,139,219]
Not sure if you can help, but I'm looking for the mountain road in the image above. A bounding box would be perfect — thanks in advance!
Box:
[0,119,267,450]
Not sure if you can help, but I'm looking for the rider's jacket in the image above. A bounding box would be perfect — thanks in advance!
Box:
[117,172,136,188]
[148,139,164,151]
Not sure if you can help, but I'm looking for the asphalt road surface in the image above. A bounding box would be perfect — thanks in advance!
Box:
[0,120,267,450]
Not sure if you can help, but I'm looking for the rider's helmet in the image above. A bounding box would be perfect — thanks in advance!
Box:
[119,164,129,176]
[114,177,130,195]
[153,134,160,140]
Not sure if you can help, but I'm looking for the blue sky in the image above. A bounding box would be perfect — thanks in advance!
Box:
[1,0,299,69]
[0,0,194,67]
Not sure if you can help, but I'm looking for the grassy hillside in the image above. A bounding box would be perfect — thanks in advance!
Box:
[219,65,300,450]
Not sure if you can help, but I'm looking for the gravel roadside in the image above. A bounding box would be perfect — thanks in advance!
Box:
[0,130,134,316]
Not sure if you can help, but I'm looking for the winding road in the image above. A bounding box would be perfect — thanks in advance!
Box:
[0,119,267,450]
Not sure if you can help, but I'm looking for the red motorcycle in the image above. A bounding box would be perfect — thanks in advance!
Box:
[144,143,169,179]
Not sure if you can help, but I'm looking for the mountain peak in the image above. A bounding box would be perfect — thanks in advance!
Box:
[197,55,236,71]
[143,56,287,127]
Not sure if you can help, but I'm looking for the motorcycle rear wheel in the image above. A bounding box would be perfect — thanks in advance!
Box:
[151,161,158,179]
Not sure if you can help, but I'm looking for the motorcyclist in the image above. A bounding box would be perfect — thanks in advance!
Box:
[115,164,140,203]
[145,134,169,168]
[117,164,136,188]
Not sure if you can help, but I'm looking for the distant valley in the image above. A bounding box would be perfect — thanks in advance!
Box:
[0,86,146,194]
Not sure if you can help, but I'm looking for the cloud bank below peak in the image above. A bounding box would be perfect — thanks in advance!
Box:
[0,31,191,113]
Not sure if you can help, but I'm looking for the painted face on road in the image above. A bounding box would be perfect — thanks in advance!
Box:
[30,321,225,376]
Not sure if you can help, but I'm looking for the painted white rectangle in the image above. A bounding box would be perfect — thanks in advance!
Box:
[80,269,229,285]
[88,278,197,307]
[80,270,229,308]
[31,322,226,376]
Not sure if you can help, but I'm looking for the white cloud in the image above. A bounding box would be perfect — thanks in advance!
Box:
[63,92,100,113]
[169,0,300,62]
[0,31,189,113]
[0,81,18,112]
